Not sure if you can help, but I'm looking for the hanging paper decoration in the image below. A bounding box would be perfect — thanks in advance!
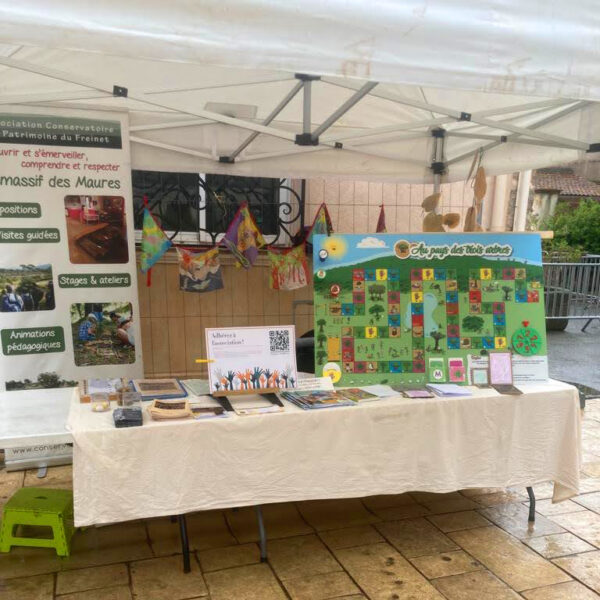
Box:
[268,244,310,291]
[140,206,172,285]
[176,246,224,293]
[221,202,265,269]
[306,203,333,245]
[376,204,387,233]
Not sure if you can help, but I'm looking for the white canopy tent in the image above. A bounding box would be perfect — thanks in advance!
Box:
[0,0,599,183]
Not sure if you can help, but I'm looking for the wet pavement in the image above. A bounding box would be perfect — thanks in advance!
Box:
[548,319,600,393]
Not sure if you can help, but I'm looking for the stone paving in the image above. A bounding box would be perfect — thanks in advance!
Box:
[1,400,600,599]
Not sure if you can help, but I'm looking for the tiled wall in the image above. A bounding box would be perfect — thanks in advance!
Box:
[139,177,490,378]
[305,179,487,234]
[138,257,313,379]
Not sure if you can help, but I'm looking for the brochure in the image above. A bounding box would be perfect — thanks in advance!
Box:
[280,390,354,410]
[426,383,473,397]
[337,387,379,403]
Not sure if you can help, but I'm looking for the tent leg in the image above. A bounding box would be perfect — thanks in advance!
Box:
[178,514,191,573]
[255,505,267,562]
[526,487,536,522]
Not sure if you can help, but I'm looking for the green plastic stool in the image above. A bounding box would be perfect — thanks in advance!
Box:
[0,487,74,557]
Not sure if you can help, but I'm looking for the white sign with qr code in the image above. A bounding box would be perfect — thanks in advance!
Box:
[205,326,298,394]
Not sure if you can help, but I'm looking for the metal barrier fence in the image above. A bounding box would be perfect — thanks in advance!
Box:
[543,255,600,332]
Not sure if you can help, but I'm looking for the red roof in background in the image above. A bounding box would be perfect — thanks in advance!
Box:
[533,169,600,197]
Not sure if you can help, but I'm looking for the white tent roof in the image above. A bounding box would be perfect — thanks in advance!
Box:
[0,1,599,182]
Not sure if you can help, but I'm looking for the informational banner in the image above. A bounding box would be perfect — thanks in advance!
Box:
[0,106,143,391]
[313,233,548,386]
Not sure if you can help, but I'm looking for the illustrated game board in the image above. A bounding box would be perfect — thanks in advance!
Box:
[313,234,548,386]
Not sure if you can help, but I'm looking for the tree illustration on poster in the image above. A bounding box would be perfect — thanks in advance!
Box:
[0,107,143,391]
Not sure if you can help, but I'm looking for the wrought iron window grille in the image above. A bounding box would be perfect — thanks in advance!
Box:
[132,170,305,247]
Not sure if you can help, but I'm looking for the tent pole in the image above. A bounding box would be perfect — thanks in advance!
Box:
[446,131,583,151]
[0,56,298,143]
[227,80,305,160]
[446,101,589,167]
[303,80,312,135]
[323,78,586,149]
[431,128,445,195]
[490,175,510,232]
[320,98,572,147]
[130,136,218,161]
[311,81,378,140]
[513,170,532,231]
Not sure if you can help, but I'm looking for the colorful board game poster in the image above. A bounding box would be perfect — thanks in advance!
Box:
[313,233,548,386]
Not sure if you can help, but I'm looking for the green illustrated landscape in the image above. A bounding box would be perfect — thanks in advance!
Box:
[314,252,546,386]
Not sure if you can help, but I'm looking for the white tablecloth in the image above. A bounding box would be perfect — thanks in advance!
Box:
[0,387,75,448]
[67,380,581,527]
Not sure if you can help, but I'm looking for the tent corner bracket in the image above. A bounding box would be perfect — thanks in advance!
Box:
[295,73,321,81]
[431,161,446,175]
[219,156,234,164]
[587,143,600,153]
[112,85,128,97]
[296,133,319,146]
[431,128,446,138]
[459,112,471,121]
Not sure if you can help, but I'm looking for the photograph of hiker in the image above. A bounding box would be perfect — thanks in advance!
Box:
[0,264,55,312]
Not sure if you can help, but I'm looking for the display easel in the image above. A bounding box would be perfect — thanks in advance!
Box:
[210,388,284,412]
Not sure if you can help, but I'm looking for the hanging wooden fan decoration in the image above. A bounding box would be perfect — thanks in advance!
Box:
[463,150,487,232]
[421,192,461,232]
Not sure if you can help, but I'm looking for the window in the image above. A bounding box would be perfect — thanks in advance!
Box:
[132,170,304,246]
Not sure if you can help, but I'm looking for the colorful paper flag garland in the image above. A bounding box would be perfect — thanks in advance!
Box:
[140,197,172,286]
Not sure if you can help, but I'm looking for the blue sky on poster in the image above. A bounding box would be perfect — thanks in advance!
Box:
[313,233,543,270]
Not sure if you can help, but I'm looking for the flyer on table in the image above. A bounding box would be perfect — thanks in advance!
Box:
[0,106,143,391]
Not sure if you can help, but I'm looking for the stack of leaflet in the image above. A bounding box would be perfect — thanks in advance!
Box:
[336,388,380,403]
[280,390,355,410]
[426,383,473,397]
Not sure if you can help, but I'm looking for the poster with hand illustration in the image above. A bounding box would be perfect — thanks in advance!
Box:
[205,326,298,394]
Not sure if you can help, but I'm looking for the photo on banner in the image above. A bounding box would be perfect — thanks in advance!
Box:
[0,264,55,312]
[63,195,128,264]
[70,302,135,366]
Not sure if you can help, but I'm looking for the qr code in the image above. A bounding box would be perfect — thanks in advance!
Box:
[269,329,290,353]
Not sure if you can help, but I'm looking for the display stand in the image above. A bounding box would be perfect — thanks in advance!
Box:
[210,391,284,412]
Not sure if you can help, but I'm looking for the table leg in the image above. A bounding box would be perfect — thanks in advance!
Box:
[526,487,536,522]
[254,505,267,562]
[178,514,191,573]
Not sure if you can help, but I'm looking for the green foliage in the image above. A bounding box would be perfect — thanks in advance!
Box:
[367,284,385,301]
[542,199,600,258]
[462,315,484,333]
[368,304,385,320]
[37,372,62,388]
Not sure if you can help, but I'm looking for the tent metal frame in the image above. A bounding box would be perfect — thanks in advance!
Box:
[0,56,596,180]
